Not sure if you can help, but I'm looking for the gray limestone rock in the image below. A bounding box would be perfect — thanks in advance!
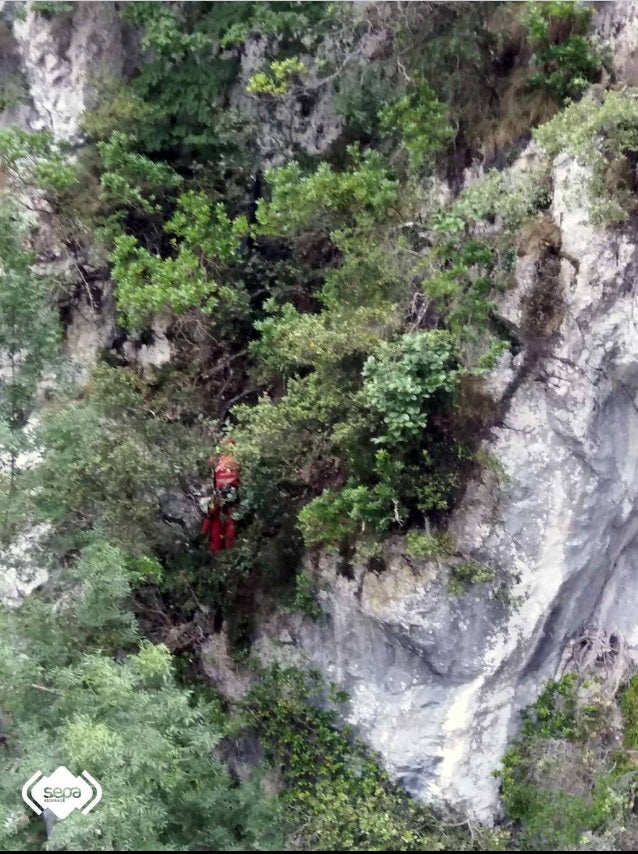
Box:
[8,0,129,144]
[0,523,50,607]
[250,151,638,821]
[158,491,205,540]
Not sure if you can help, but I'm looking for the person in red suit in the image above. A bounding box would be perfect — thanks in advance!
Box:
[201,439,240,552]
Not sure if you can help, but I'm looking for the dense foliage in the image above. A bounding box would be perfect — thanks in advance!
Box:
[498,671,638,850]
[0,0,625,850]
[0,542,281,852]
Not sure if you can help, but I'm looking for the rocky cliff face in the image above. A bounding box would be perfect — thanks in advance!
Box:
[255,1,638,822]
[5,0,638,824]
[253,150,638,820]
[0,0,130,142]
[0,1,126,606]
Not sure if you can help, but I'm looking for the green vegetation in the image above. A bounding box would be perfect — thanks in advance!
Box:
[114,2,247,158]
[110,190,247,328]
[0,128,76,196]
[0,1,628,850]
[34,365,207,556]
[247,58,308,96]
[535,88,638,223]
[244,666,471,851]
[0,206,61,539]
[283,569,322,619]
[31,1,74,18]
[449,560,496,594]
[406,529,457,559]
[524,1,603,103]
[0,543,281,852]
[499,671,638,850]
[379,81,455,175]
[362,330,460,445]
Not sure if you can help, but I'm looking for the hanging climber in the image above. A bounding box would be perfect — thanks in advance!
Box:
[201,439,240,552]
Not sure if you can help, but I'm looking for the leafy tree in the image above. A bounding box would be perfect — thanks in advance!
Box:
[96,131,183,239]
[0,570,282,851]
[236,115,512,553]
[252,300,400,381]
[110,190,247,329]
[116,1,249,158]
[362,330,460,447]
[34,366,207,556]
[378,81,454,175]
[255,145,398,241]
[233,372,343,493]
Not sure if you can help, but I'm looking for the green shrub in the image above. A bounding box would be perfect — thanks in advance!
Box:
[0,128,77,197]
[298,482,395,549]
[520,674,580,740]
[497,673,637,849]
[97,131,182,223]
[334,62,399,139]
[255,145,398,239]
[110,190,247,328]
[116,1,245,157]
[448,165,553,233]
[31,1,74,17]
[81,83,165,143]
[406,530,456,559]
[247,57,307,95]
[449,560,495,594]
[233,372,344,493]
[219,1,329,49]
[620,674,638,748]
[284,570,322,619]
[534,88,638,224]
[524,1,602,103]
[362,330,459,446]
[244,666,469,851]
[378,80,454,174]
[252,299,398,379]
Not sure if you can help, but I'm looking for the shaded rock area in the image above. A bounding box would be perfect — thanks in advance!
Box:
[158,491,205,541]
[229,15,390,168]
[201,630,256,702]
